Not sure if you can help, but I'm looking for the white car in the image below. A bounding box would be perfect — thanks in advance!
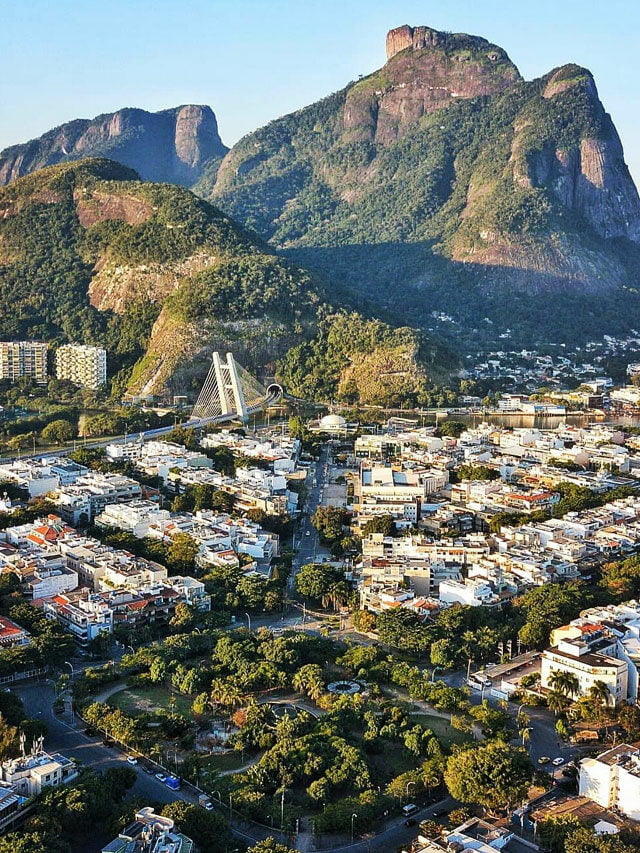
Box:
[305,531,310,536]
[126,756,138,765]
[552,757,565,766]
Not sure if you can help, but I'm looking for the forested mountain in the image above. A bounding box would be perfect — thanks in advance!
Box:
[0,159,453,403]
[203,24,640,349]
[0,105,227,187]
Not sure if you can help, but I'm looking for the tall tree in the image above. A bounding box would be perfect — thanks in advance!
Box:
[444,741,532,812]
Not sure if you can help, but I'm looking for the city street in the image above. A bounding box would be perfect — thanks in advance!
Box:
[292,445,331,575]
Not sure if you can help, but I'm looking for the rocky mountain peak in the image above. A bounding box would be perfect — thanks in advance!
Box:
[343,24,521,145]
[386,25,443,59]
[0,104,228,187]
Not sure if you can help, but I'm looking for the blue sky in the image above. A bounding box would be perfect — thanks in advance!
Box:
[2,0,640,182]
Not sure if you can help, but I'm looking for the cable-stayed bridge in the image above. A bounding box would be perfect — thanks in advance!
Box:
[188,352,283,427]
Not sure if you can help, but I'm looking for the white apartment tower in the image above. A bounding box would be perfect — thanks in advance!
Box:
[55,344,107,389]
[0,341,48,385]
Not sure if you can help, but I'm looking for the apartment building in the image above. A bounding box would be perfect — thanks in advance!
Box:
[579,744,640,821]
[401,817,526,853]
[1,516,209,642]
[167,466,292,516]
[51,472,143,523]
[0,341,47,385]
[439,577,504,608]
[55,344,107,389]
[541,631,628,707]
[41,591,113,646]
[0,457,88,498]
[353,463,448,526]
[201,429,301,472]
[95,500,172,537]
[106,440,212,483]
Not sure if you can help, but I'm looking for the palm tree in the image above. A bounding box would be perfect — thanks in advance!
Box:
[210,678,242,709]
[548,670,579,700]
[547,689,568,715]
[589,680,611,708]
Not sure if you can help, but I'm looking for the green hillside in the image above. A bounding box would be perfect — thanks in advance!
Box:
[202,26,640,349]
[0,159,456,403]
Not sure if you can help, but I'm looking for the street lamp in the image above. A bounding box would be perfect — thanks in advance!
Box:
[431,666,442,683]
[64,661,74,677]
[281,788,286,830]
[405,781,416,799]
[245,612,252,632]
[351,813,358,842]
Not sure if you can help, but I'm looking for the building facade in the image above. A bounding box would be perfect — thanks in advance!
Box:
[579,744,640,821]
[541,633,628,707]
[0,342,47,385]
[55,344,107,389]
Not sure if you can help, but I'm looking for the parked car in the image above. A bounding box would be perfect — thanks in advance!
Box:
[126,756,138,765]
[432,808,449,817]
[405,818,417,827]
[538,756,551,765]
[155,772,167,782]
[552,757,565,766]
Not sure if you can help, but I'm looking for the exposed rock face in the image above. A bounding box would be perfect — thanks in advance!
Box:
[344,24,520,145]
[386,25,444,59]
[510,68,640,242]
[209,24,640,318]
[0,105,227,186]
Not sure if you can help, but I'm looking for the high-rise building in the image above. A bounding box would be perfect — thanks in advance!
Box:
[55,344,107,389]
[0,341,48,385]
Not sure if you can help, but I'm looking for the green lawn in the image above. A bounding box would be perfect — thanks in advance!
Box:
[410,712,472,749]
[108,685,193,717]
[199,752,247,773]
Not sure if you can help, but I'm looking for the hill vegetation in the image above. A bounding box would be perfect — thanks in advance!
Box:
[0,159,454,401]
[277,311,457,406]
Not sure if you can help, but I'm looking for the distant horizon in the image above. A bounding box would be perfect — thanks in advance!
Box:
[3,0,640,184]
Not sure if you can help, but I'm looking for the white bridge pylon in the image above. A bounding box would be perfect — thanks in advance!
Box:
[189,352,281,424]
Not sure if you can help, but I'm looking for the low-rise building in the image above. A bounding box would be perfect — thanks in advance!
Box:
[0,743,78,797]
[0,457,88,499]
[51,472,143,523]
[401,816,534,853]
[102,806,193,853]
[95,500,172,537]
[0,616,30,648]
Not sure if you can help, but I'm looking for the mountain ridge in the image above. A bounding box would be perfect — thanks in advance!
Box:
[0,105,228,187]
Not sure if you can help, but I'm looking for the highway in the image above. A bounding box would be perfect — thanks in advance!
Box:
[2,386,284,464]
